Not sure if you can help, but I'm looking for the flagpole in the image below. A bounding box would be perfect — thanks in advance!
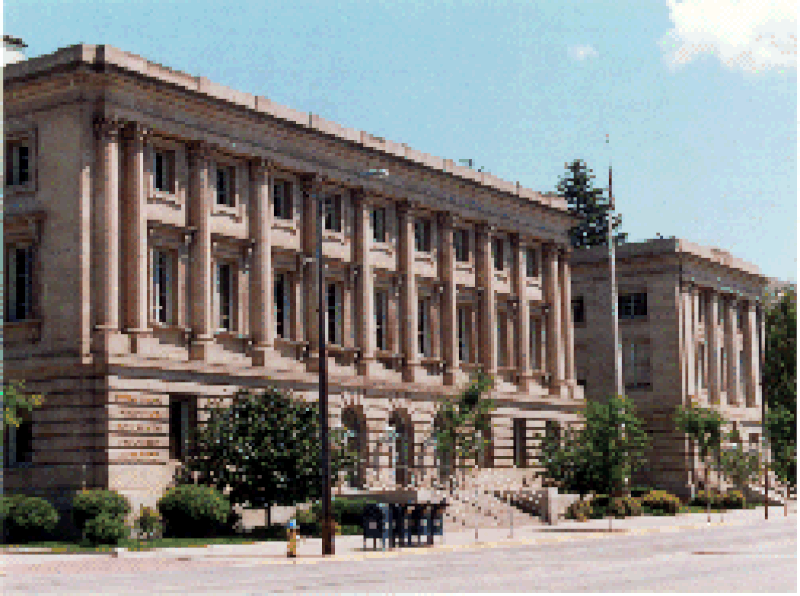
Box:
[607,136,623,398]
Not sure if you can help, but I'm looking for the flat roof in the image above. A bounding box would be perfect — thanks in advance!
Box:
[4,43,572,217]
[570,237,765,278]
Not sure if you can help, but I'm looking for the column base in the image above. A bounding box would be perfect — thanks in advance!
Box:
[250,344,276,367]
[443,366,458,386]
[305,354,336,373]
[92,327,128,356]
[189,336,214,361]
[357,357,381,377]
[516,373,536,393]
[402,361,423,383]
[125,329,155,355]
[548,382,570,399]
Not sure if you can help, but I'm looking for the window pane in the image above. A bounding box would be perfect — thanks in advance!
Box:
[18,145,29,185]
[526,248,537,277]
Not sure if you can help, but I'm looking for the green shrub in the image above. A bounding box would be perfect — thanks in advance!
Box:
[82,512,129,545]
[72,489,131,536]
[691,489,723,508]
[608,496,643,518]
[1,495,26,538]
[630,486,653,499]
[5,496,60,543]
[157,485,230,538]
[308,498,379,527]
[565,498,593,521]
[721,490,746,509]
[135,506,161,539]
[641,490,682,515]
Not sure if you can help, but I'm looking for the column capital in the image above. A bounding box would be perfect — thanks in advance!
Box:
[248,157,275,179]
[94,116,124,141]
[186,140,213,163]
[122,121,151,144]
[436,211,454,229]
[299,172,329,191]
[396,199,414,217]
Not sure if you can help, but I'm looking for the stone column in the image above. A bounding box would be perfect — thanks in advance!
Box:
[353,190,378,376]
[743,300,758,408]
[301,175,321,367]
[693,287,702,397]
[249,158,274,366]
[93,117,124,356]
[187,141,213,361]
[708,292,721,404]
[398,202,421,382]
[559,247,576,396]
[475,223,497,377]
[682,283,696,400]
[438,213,457,385]
[724,296,738,405]
[544,244,565,395]
[122,121,151,353]
[290,263,304,344]
[514,238,533,392]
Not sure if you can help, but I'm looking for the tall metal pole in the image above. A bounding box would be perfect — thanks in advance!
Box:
[318,193,334,555]
[608,161,623,398]
[759,301,768,520]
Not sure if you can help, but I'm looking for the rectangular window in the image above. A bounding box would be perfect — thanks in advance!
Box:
[721,347,727,391]
[216,262,233,331]
[454,229,470,262]
[624,341,652,390]
[324,195,343,232]
[153,149,174,193]
[492,238,504,270]
[619,292,647,320]
[169,397,197,461]
[6,245,34,322]
[274,273,290,339]
[572,297,585,324]
[371,207,386,243]
[736,306,743,329]
[418,297,431,357]
[738,350,745,391]
[526,248,538,278]
[699,344,707,389]
[414,219,432,253]
[375,289,388,350]
[513,419,527,468]
[273,180,293,220]
[4,417,34,467]
[327,283,342,345]
[5,143,30,186]
[458,306,470,362]
[216,166,235,206]
[530,315,538,369]
[152,249,173,324]
[497,316,507,367]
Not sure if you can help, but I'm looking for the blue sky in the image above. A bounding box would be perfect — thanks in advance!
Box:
[5,0,797,281]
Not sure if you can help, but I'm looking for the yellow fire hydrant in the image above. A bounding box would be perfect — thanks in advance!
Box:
[287,518,298,558]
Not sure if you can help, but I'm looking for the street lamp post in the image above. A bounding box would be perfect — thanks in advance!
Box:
[758,301,769,520]
[319,168,388,556]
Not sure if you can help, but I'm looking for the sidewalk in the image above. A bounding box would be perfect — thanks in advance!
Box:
[3,505,793,566]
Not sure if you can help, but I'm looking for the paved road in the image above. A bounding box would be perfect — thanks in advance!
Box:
[4,516,796,593]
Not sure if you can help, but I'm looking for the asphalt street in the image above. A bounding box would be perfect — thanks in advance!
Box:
[4,515,796,593]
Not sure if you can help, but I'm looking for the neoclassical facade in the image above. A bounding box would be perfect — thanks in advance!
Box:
[571,239,768,499]
[4,44,584,514]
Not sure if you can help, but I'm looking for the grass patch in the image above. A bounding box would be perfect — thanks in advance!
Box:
[2,534,287,552]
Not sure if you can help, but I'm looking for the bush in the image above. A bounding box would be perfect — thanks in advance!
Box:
[72,489,131,536]
[4,496,60,543]
[691,489,723,508]
[630,486,653,499]
[157,485,231,538]
[721,490,746,509]
[641,490,682,515]
[82,512,129,545]
[608,496,643,518]
[565,499,593,521]
[135,506,162,539]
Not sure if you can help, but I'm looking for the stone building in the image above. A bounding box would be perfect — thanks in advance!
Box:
[3,44,584,516]
[571,238,768,499]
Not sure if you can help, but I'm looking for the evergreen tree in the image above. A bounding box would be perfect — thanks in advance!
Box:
[556,159,627,248]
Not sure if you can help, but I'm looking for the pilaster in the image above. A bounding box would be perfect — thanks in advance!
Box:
[122,121,152,353]
[724,296,738,405]
[353,189,378,376]
[398,202,421,382]
[559,247,576,396]
[187,141,214,361]
[475,223,497,377]
[438,212,457,385]
[513,237,533,392]
[544,243,565,396]
[708,291,721,404]
[249,158,274,366]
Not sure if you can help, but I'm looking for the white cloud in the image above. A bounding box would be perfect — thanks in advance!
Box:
[570,45,599,61]
[660,0,797,73]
